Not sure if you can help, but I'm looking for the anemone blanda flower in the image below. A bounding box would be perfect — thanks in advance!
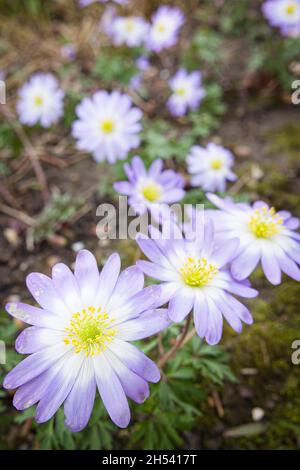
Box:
[79,0,127,6]
[136,56,151,72]
[207,193,300,285]
[136,219,257,345]
[187,143,237,193]
[262,0,300,36]
[147,6,184,52]
[72,91,143,164]
[3,250,171,431]
[60,44,77,61]
[129,57,151,91]
[109,16,149,47]
[167,69,205,117]
[17,73,64,128]
[114,156,185,217]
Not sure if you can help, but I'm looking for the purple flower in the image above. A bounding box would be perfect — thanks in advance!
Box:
[72,90,143,164]
[147,6,184,52]
[187,143,237,193]
[4,250,171,431]
[129,74,142,91]
[167,69,205,117]
[114,156,185,216]
[262,0,300,35]
[79,0,127,7]
[136,219,258,345]
[136,56,150,72]
[17,73,64,128]
[109,16,150,47]
[207,193,300,285]
[60,44,77,61]
[129,57,151,92]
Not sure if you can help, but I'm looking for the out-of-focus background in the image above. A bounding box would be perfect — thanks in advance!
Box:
[0,0,300,450]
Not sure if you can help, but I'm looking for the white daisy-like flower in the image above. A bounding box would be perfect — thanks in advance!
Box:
[4,251,170,431]
[147,6,184,52]
[263,0,300,27]
[72,90,143,164]
[136,219,257,345]
[207,193,300,285]
[167,69,205,117]
[79,0,127,6]
[110,16,150,47]
[187,143,237,193]
[17,73,64,128]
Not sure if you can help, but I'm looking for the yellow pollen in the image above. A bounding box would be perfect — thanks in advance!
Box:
[156,23,166,33]
[125,19,135,32]
[248,206,283,239]
[64,307,117,357]
[180,256,218,287]
[34,95,43,106]
[210,159,222,170]
[101,119,115,134]
[286,4,296,14]
[175,87,186,97]
[141,181,162,202]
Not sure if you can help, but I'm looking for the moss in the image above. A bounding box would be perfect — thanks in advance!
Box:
[267,123,300,155]
[217,280,300,449]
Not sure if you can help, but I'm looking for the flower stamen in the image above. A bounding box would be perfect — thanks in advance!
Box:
[34,95,43,106]
[175,87,186,97]
[248,206,283,238]
[210,159,222,170]
[101,119,115,135]
[180,256,218,287]
[156,22,166,33]
[64,307,117,357]
[286,4,296,15]
[125,18,135,32]
[140,181,162,202]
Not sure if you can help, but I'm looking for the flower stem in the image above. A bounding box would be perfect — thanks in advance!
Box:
[158,315,195,369]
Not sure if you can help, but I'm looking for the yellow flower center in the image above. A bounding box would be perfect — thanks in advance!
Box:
[180,256,218,287]
[141,181,162,202]
[34,95,43,106]
[101,119,115,135]
[125,18,135,32]
[286,4,296,14]
[175,87,186,97]
[248,207,283,239]
[64,307,117,357]
[156,22,166,33]
[210,159,222,170]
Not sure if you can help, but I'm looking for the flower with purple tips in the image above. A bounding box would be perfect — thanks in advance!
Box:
[72,90,143,164]
[167,69,205,117]
[136,219,258,345]
[109,16,150,47]
[114,156,185,216]
[3,250,171,431]
[147,6,184,52]
[17,73,64,128]
[207,193,300,285]
[79,0,127,6]
[262,0,300,36]
[187,143,237,193]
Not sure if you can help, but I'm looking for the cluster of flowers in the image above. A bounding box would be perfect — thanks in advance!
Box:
[106,5,184,52]
[5,0,300,434]
[4,190,300,431]
[263,0,300,37]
